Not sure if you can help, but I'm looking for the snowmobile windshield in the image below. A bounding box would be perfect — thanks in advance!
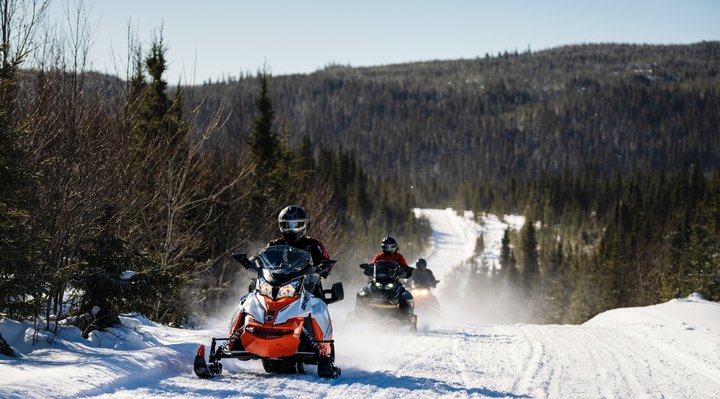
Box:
[371,260,402,285]
[257,245,313,285]
[411,271,435,287]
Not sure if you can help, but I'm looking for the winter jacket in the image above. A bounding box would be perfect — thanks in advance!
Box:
[371,252,409,268]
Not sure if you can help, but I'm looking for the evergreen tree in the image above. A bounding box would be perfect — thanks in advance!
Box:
[248,71,280,175]
[542,242,567,323]
[243,71,297,239]
[519,220,540,296]
[498,228,519,284]
[0,1,41,319]
[0,67,37,318]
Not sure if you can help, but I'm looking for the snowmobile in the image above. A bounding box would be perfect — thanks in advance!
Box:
[355,260,417,331]
[407,273,440,315]
[194,245,344,379]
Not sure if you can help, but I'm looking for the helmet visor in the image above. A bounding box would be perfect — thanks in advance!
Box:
[279,219,307,233]
[382,243,397,252]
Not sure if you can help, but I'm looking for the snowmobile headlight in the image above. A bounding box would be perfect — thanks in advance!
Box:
[373,282,395,290]
[259,279,300,299]
[412,288,430,297]
[276,280,300,298]
[258,281,274,297]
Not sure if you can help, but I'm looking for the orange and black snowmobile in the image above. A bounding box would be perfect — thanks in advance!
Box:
[194,245,343,378]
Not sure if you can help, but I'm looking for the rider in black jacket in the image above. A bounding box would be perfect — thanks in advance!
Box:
[267,205,332,276]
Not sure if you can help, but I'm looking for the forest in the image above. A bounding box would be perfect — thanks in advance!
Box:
[0,0,718,344]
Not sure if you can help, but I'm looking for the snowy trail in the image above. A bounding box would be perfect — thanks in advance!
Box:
[2,209,720,398]
[414,208,478,282]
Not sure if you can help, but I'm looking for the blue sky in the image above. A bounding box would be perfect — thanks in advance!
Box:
[47,0,720,84]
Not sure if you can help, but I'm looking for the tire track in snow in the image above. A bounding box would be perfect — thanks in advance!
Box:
[578,327,645,398]
[509,324,641,398]
[587,325,720,397]
[619,325,720,386]
[511,325,547,397]
[325,330,433,398]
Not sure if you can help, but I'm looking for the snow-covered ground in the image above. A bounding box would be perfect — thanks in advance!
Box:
[1,209,719,398]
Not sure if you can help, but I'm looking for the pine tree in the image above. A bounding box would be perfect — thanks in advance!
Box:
[519,220,540,296]
[244,71,290,238]
[498,228,515,282]
[543,242,567,323]
[248,71,280,175]
[0,0,42,319]
[0,74,37,318]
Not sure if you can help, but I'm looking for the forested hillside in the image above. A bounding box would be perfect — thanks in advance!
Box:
[191,42,719,202]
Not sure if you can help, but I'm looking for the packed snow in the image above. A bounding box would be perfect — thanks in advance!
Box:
[1,208,719,398]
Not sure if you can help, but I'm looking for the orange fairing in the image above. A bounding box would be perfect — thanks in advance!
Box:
[239,294,307,358]
[241,315,304,358]
[266,296,297,312]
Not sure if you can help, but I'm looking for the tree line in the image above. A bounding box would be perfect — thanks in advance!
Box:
[448,164,720,324]
[191,42,719,204]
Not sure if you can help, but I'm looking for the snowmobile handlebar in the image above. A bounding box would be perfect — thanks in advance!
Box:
[231,253,255,271]
[358,262,414,279]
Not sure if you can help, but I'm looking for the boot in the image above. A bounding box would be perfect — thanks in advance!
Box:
[317,355,341,378]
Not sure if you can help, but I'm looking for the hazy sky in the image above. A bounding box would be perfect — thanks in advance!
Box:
[47,0,720,84]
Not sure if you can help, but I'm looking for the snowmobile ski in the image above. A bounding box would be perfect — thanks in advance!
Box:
[193,345,215,378]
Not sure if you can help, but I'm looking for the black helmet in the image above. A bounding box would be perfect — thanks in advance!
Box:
[381,236,399,255]
[278,205,309,243]
[416,258,427,270]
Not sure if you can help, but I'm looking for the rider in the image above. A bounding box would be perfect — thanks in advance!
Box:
[411,258,437,288]
[268,205,333,277]
[370,236,415,315]
[371,236,412,278]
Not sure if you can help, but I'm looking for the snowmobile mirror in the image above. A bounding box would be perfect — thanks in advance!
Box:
[361,264,373,276]
[323,282,344,304]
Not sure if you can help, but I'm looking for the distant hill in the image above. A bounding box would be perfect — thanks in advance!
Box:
[188,42,720,200]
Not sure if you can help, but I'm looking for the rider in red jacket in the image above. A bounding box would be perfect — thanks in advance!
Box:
[371,236,412,276]
[369,236,414,316]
